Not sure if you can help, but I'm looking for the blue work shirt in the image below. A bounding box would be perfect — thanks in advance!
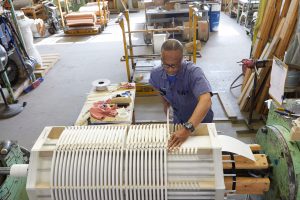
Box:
[149,60,214,123]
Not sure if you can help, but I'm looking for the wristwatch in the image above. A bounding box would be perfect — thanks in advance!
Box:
[183,122,195,133]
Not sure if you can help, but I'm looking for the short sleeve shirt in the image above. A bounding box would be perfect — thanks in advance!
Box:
[149,60,214,123]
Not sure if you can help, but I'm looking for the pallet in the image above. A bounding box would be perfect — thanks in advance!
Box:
[64,27,100,35]
[21,4,46,20]
[34,54,60,78]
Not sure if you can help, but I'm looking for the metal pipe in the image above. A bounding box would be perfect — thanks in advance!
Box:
[97,0,102,23]
[103,0,106,24]
[57,0,65,28]
[125,27,183,34]
[117,16,131,82]
[124,10,134,68]
[65,0,70,14]
[0,141,13,155]
[193,13,197,64]
[0,167,10,175]
[7,0,26,50]
[188,5,193,42]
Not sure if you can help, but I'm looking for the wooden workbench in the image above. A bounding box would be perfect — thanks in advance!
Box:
[74,84,136,126]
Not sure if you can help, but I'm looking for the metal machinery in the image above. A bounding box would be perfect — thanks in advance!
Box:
[0,141,29,200]
[42,1,61,35]
[144,2,209,42]
[256,99,300,199]
[0,123,270,199]
[116,6,201,96]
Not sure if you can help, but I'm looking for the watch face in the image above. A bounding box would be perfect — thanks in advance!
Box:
[184,122,194,132]
[186,123,192,129]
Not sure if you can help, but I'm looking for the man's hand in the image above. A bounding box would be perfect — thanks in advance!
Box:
[168,128,190,149]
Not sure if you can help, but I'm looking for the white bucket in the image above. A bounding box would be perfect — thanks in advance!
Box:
[153,34,167,54]
[211,3,221,12]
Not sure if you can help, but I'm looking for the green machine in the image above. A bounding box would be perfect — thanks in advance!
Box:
[0,141,29,200]
[256,99,300,200]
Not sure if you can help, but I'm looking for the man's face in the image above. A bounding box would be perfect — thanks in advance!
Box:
[161,50,183,76]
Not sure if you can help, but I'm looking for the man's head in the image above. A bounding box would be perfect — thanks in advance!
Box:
[161,39,183,76]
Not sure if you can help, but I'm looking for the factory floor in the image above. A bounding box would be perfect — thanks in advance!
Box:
[1,11,263,152]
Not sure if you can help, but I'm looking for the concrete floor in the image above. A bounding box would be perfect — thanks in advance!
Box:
[0,11,261,150]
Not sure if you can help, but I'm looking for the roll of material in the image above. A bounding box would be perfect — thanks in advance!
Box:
[10,164,29,177]
[92,79,111,91]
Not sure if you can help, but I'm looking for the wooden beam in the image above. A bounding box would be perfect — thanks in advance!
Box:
[275,0,299,59]
[255,73,271,113]
[251,0,276,59]
[269,0,283,39]
[224,177,270,194]
[280,0,292,18]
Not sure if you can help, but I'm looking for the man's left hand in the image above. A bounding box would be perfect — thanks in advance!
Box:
[168,128,190,149]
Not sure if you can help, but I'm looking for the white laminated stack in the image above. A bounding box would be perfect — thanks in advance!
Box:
[26,124,225,200]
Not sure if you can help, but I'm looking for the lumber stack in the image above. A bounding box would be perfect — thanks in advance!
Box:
[239,0,299,113]
[65,12,97,27]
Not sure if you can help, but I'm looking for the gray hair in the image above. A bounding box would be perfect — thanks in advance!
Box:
[161,39,183,53]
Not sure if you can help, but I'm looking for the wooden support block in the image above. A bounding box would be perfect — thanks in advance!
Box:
[217,92,237,120]
[224,177,270,194]
[223,154,268,170]
[249,144,261,151]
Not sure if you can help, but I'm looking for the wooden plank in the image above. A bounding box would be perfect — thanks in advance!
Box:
[217,92,237,120]
[269,0,283,39]
[251,0,276,59]
[41,53,60,57]
[239,40,271,107]
[241,69,251,91]
[239,81,252,111]
[255,73,271,113]
[224,177,270,194]
[241,18,285,112]
[242,10,273,90]
[223,154,268,170]
[279,0,291,18]
[13,78,31,99]
[275,0,299,59]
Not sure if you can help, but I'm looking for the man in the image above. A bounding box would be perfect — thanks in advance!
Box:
[149,39,213,149]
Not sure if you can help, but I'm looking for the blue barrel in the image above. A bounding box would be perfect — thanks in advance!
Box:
[208,3,221,32]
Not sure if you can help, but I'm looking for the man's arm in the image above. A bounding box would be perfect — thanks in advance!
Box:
[187,92,212,128]
[168,92,212,149]
[161,96,170,115]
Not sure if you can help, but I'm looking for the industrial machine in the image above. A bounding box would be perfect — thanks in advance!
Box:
[42,1,61,35]
[0,123,270,199]
[256,99,300,199]
[0,141,29,200]
[2,100,300,199]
